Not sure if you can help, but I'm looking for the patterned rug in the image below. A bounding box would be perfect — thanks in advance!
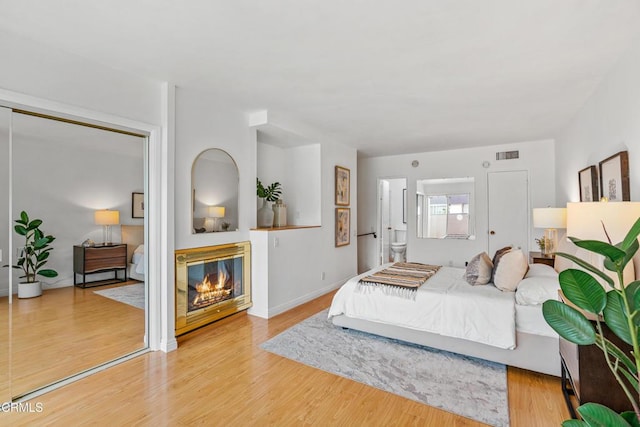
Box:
[93,283,145,310]
[261,310,509,427]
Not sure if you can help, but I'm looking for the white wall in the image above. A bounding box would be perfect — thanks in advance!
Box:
[257,142,321,226]
[174,87,256,250]
[556,35,640,205]
[250,139,358,318]
[358,139,556,273]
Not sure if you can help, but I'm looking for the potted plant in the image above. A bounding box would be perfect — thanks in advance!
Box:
[9,211,58,298]
[256,178,282,228]
[542,217,640,425]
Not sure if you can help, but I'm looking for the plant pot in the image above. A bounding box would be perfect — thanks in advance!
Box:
[18,281,42,299]
[257,199,274,228]
[273,199,287,227]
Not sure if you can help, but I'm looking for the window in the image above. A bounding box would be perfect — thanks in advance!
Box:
[416,177,475,240]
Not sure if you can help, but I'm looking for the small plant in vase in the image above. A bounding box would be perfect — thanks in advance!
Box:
[9,211,58,298]
[256,178,282,228]
[535,237,546,253]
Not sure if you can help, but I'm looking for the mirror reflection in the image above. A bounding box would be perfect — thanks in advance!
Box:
[192,149,239,234]
[3,112,147,400]
[416,177,475,239]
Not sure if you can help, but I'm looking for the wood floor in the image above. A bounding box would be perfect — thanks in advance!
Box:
[1,281,145,399]
[3,290,569,426]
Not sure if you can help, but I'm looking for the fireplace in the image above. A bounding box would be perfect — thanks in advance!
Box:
[175,242,251,336]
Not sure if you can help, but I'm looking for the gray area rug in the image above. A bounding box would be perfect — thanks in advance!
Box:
[93,283,145,310]
[261,310,509,427]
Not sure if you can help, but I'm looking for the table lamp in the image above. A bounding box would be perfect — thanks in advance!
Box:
[95,209,120,245]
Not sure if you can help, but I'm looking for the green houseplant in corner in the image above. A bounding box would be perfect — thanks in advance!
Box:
[10,211,58,298]
[542,217,640,426]
[256,178,282,228]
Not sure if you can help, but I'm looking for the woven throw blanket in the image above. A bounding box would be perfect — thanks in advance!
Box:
[358,262,441,299]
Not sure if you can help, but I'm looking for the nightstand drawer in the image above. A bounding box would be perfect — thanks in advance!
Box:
[84,245,126,260]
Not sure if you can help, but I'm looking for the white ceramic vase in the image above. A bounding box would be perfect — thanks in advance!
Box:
[272,199,287,227]
[257,199,274,228]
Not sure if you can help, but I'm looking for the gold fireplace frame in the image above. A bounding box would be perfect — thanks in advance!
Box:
[175,241,251,336]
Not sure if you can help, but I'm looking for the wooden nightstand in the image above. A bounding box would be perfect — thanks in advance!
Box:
[529,251,555,267]
[558,292,633,418]
[73,244,127,288]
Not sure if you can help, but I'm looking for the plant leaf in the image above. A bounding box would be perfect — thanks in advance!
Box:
[555,252,614,287]
[621,411,640,427]
[570,238,627,263]
[601,337,639,375]
[560,269,607,314]
[20,211,28,223]
[14,224,27,236]
[37,269,58,278]
[543,300,596,345]
[578,402,633,426]
[604,291,635,345]
[562,420,587,427]
[28,219,42,230]
[621,217,640,252]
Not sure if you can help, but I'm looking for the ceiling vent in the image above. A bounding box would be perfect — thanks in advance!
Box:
[496,150,519,160]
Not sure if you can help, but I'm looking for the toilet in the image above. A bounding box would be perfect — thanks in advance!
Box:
[390,225,407,262]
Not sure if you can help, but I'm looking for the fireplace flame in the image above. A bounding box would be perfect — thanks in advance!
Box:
[192,270,232,307]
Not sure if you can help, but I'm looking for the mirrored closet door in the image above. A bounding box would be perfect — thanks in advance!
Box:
[0,107,10,402]
[4,111,148,400]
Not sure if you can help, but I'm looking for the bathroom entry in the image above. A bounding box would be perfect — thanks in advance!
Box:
[378,178,407,264]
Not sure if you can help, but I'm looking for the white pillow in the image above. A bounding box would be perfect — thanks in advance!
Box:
[525,263,559,279]
[515,276,560,305]
[465,252,493,285]
[493,249,528,292]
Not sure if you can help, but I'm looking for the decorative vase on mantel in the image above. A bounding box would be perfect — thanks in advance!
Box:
[257,199,274,228]
[272,199,287,227]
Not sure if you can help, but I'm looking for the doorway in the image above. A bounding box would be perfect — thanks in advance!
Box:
[378,178,407,265]
[1,109,148,400]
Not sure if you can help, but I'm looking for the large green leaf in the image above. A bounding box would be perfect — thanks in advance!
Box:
[33,237,51,250]
[578,402,633,427]
[621,217,640,251]
[604,291,635,346]
[27,219,42,230]
[543,300,596,345]
[562,420,587,427]
[14,224,27,236]
[555,251,614,287]
[38,269,58,278]
[570,238,627,263]
[560,269,607,314]
[19,211,28,223]
[621,411,640,427]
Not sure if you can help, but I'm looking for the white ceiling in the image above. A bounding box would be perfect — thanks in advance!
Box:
[1,1,639,157]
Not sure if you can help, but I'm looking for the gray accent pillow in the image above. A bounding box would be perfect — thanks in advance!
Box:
[465,252,493,285]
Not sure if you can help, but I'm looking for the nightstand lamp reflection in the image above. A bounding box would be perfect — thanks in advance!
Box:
[94,209,120,245]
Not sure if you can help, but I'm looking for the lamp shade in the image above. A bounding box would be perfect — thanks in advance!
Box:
[94,209,120,225]
[567,202,640,242]
[533,208,567,229]
[208,206,225,218]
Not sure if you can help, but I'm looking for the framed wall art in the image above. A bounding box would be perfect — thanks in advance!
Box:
[335,207,350,247]
[132,192,145,218]
[599,151,630,202]
[578,165,599,202]
[335,165,350,206]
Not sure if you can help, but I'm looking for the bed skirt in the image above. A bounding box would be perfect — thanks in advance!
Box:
[331,314,560,377]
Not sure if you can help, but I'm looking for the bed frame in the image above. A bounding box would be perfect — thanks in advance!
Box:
[332,314,560,376]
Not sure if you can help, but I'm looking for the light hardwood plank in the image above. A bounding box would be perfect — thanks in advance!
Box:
[3,290,569,426]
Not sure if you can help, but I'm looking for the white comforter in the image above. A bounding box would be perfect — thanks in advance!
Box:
[328,264,516,349]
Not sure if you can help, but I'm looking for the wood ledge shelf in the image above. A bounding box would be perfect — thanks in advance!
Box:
[251,225,320,231]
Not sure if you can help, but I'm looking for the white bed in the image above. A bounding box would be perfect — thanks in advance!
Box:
[329,263,561,376]
[121,225,145,282]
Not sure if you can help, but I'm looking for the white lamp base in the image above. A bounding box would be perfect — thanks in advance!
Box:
[542,228,558,256]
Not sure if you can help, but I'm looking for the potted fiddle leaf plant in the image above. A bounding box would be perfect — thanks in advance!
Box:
[10,211,58,298]
[542,217,640,426]
[256,178,282,228]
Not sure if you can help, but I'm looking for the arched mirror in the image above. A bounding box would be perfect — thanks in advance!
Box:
[192,149,239,233]
[416,177,476,240]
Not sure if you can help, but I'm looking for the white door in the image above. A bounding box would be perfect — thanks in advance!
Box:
[488,171,529,255]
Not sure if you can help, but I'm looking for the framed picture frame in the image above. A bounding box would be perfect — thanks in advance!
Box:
[335,165,350,206]
[578,165,599,202]
[132,192,145,218]
[599,151,630,202]
[335,207,350,247]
